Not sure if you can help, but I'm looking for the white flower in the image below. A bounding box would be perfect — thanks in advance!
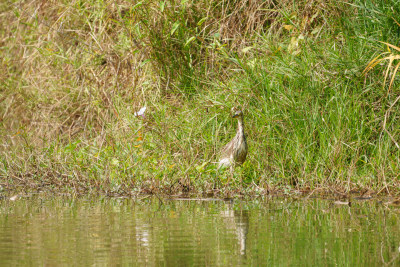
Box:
[134,106,146,118]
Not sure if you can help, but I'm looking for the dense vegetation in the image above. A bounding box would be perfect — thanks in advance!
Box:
[1,0,400,197]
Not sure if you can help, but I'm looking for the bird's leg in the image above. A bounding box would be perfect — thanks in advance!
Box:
[214,167,222,189]
[226,164,234,186]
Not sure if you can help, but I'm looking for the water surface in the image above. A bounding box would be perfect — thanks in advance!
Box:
[0,195,399,266]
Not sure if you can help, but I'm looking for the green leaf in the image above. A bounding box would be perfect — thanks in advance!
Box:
[160,1,165,12]
[139,59,151,67]
[132,1,143,11]
[171,22,180,36]
[197,17,208,26]
[184,36,196,47]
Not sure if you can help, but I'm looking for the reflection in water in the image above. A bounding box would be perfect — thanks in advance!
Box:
[0,196,400,265]
[235,210,249,256]
[221,206,249,256]
[136,225,150,247]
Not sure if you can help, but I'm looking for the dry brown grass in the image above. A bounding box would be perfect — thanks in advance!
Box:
[2,0,399,198]
[1,0,343,142]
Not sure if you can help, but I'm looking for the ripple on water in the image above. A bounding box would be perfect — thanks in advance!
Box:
[0,196,399,266]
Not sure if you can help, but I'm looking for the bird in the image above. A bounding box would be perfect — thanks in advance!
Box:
[218,107,248,172]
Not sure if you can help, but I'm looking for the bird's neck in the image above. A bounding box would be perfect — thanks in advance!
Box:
[237,117,244,136]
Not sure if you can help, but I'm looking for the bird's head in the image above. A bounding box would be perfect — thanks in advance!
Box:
[231,107,243,118]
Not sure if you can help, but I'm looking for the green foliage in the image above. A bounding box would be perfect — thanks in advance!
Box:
[1,0,400,196]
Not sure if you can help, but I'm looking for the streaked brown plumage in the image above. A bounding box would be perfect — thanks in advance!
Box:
[219,108,248,169]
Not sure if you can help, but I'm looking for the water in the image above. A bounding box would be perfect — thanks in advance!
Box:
[0,195,399,266]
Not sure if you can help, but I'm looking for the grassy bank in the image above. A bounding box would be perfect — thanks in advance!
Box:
[1,0,400,197]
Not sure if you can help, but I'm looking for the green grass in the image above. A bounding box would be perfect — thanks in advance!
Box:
[1,0,400,197]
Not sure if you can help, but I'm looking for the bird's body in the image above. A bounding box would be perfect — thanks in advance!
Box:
[219,109,248,169]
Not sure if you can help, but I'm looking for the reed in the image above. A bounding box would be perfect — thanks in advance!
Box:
[1,0,400,196]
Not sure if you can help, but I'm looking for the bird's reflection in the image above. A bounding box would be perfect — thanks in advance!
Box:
[220,204,250,256]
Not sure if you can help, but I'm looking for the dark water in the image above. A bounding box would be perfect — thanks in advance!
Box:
[0,195,399,266]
